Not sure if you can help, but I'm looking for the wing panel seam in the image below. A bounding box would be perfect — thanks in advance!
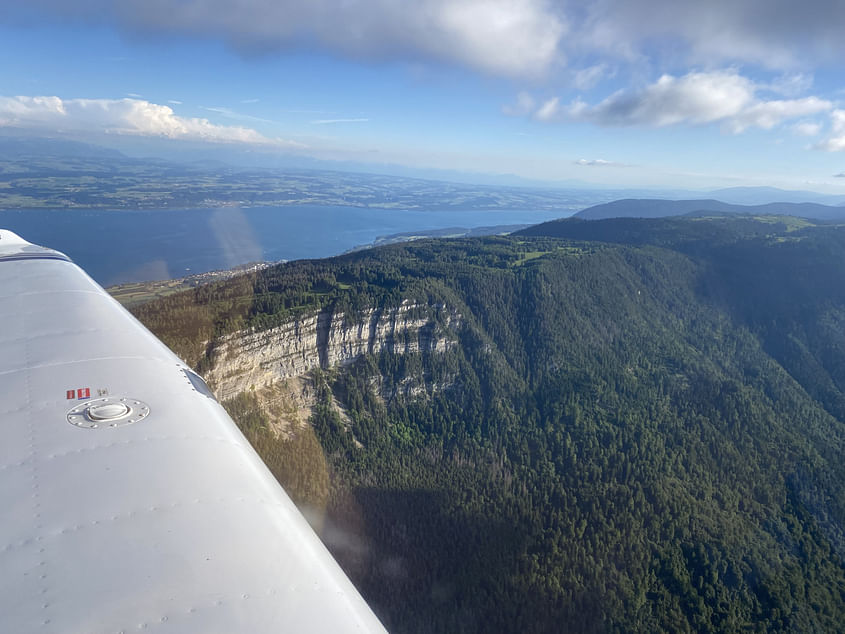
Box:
[43,435,247,461]
[0,355,186,378]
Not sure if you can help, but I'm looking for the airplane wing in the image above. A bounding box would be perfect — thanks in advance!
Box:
[0,229,387,633]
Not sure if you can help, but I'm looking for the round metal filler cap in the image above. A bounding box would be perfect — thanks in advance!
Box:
[87,402,131,421]
[67,397,151,429]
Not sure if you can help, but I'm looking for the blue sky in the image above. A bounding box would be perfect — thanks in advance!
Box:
[2,1,845,191]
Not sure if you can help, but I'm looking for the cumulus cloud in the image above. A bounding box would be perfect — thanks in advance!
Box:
[765,73,815,97]
[516,71,832,133]
[727,97,831,133]
[502,92,537,117]
[535,97,562,122]
[6,0,565,78]
[818,110,845,151]
[572,0,845,70]
[574,158,626,167]
[575,72,756,127]
[572,64,612,91]
[793,121,822,137]
[8,0,845,78]
[0,95,302,147]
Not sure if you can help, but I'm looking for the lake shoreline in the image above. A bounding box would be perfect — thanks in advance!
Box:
[0,204,572,286]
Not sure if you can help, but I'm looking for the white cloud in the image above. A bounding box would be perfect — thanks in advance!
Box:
[431,0,565,76]
[572,0,845,70]
[728,97,831,133]
[764,73,814,97]
[574,158,626,167]
[818,110,845,151]
[11,0,845,79]
[10,0,565,78]
[574,72,757,127]
[0,95,303,147]
[535,97,561,122]
[793,121,822,137]
[514,71,832,133]
[502,92,536,117]
[572,64,611,91]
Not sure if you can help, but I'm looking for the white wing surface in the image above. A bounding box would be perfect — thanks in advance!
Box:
[0,230,387,633]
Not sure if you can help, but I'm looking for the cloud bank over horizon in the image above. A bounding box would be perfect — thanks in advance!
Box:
[0,96,303,148]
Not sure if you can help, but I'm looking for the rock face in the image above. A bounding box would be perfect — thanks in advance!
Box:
[205,300,461,400]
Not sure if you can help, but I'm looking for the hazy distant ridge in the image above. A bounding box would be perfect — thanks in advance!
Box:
[575,198,845,221]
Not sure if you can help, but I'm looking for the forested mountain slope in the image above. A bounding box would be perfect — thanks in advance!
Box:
[134,216,845,633]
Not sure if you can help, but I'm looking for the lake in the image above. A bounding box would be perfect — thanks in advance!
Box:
[0,206,571,286]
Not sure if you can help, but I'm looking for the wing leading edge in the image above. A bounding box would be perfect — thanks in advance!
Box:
[0,230,387,633]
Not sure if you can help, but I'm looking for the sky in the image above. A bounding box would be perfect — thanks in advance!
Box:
[2,1,845,191]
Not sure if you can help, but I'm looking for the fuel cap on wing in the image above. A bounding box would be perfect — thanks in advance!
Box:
[67,397,150,429]
[87,402,131,421]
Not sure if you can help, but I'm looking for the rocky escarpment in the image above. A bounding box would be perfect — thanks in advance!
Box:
[205,300,462,401]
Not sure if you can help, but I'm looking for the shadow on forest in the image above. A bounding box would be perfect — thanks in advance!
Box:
[322,486,530,634]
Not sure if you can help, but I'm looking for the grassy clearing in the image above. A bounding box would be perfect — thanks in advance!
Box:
[512,245,591,267]
[512,250,552,266]
[107,279,195,308]
[751,215,814,231]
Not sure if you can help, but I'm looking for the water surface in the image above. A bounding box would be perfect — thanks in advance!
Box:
[0,205,569,285]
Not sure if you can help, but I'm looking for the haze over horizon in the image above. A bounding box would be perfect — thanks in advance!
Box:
[3,1,845,191]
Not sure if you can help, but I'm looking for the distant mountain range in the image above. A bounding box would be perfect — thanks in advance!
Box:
[707,186,845,206]
[0,135,127,161]
[575,198,845,221]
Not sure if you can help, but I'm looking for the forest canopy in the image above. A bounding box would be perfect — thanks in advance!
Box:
[135,215,845,633]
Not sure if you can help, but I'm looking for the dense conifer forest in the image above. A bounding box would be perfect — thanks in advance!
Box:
[135,214,845,632]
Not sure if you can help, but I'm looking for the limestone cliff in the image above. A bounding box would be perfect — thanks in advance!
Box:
[205,300,461,401]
